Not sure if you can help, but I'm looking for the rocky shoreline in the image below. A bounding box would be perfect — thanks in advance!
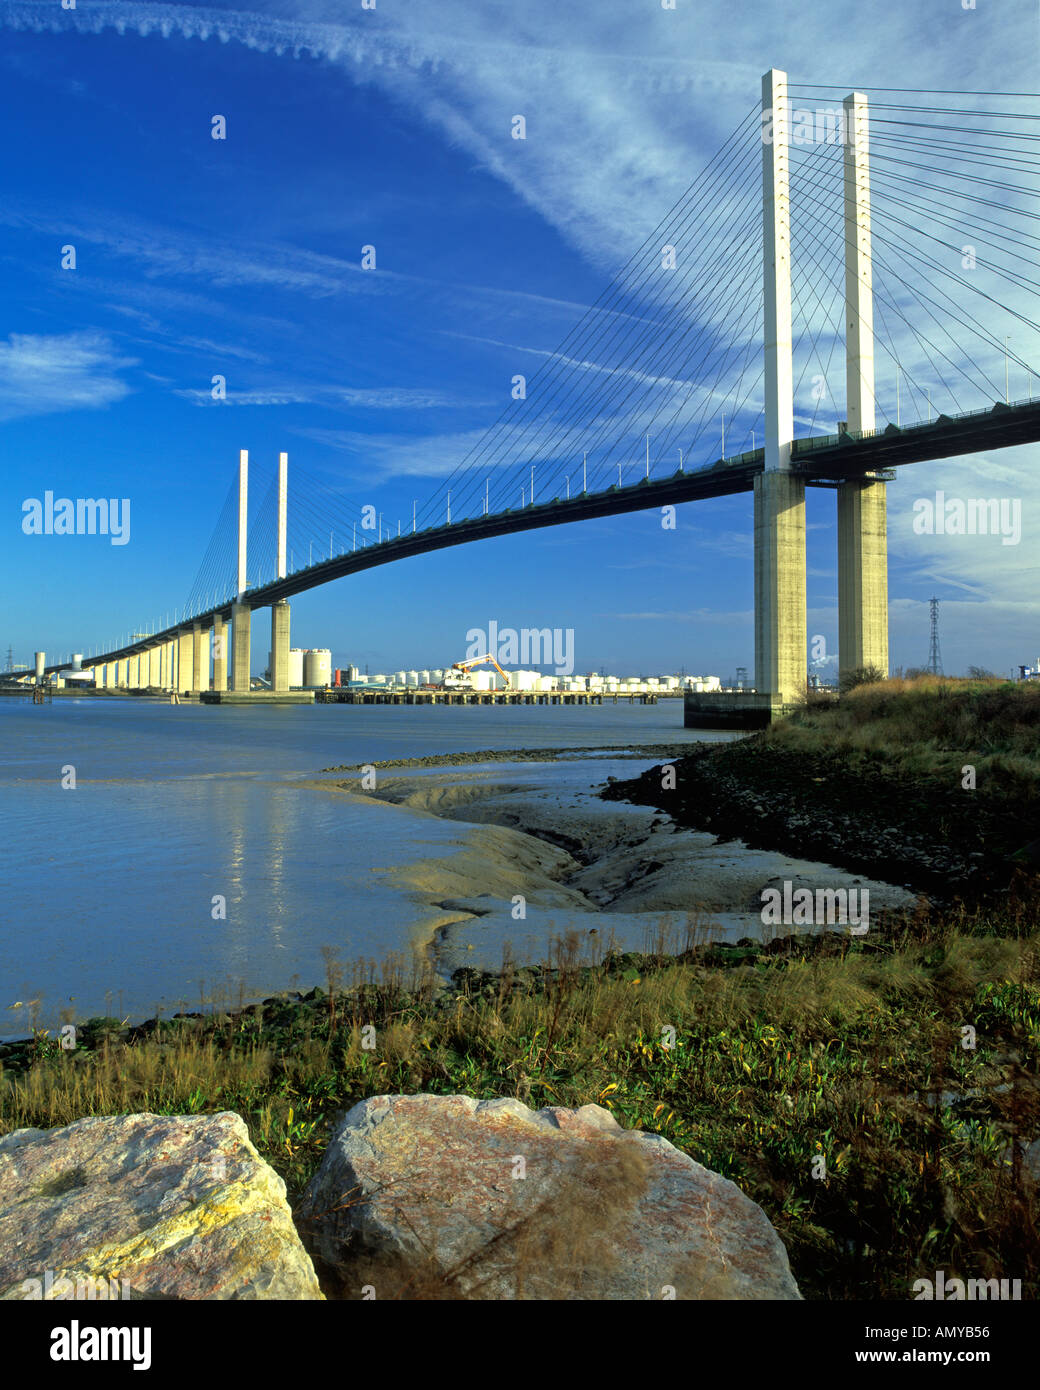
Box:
[601,737,1039,902]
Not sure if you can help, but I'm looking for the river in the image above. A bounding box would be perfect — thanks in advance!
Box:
[0,697,725,1038]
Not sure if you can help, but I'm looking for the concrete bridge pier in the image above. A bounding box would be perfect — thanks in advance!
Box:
[838,480,888,677]
[754,472,806,712]
[147,647,160,688]
[212,616,227,691]
[231,603,251,692]
[192,624,205,693]
[177,627,194,694]
[270,601,290,692]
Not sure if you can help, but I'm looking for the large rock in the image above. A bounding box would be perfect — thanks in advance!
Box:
[0,1112,323,1300]
[297,1094,800,1299]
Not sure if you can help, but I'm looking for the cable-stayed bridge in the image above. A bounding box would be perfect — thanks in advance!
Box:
[37,71,1040,716]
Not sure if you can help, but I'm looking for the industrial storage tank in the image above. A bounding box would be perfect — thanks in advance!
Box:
[420,670,431,684]
[303,648,332,688]
[289,648,305,688]
[406,671,419,686]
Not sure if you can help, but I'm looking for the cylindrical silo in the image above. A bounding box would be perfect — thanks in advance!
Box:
[289,648,305,688]
[303,648,332,687]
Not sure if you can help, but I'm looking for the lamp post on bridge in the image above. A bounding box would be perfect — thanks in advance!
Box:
[1005,336,1010,403]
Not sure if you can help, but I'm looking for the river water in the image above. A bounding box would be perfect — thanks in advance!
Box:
[0,697,726,1039]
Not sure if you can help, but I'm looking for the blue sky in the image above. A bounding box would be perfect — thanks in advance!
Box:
[2,0,1038,679]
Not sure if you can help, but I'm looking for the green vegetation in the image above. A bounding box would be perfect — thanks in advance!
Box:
[784,675,1040,798]
[2,901,1038,1300]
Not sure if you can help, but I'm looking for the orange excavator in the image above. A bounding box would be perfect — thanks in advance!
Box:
[443,654,512,690]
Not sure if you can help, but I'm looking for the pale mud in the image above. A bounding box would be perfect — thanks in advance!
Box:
[305,766,920,979]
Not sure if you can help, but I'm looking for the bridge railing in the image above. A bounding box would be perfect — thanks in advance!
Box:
[791,397,1036,457]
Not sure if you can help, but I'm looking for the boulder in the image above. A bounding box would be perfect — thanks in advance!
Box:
[297,1093,800,1300]
[0,1112,323,1300]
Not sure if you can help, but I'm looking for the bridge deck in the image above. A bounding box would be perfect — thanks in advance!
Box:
[72,397,1040,674]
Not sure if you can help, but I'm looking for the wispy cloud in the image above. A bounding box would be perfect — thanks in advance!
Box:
[178,384,473,409]
[0,331,134,421]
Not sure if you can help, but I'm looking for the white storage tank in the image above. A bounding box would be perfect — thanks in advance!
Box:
[395,670,407,685]
[406,671,419,686]
[420,670,431,684]
[303,648,332,688]
[289,648,305,688]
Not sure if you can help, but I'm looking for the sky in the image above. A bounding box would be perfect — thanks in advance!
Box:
[1,0,1038,680]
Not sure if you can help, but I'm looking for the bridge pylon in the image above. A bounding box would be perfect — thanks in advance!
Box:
[837,89,888,680]
[754,68,807,713]
[230,449,251,692]
[754,75,888,712]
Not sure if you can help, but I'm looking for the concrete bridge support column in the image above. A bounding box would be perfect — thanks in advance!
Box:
[147,647,160,688]
[212,616,227,692]
[270,601,290,692]
[754,472,806,711]
[177,628,194,695]
[231,603,251,692]
[838,480,888,677]
[192,625,205,693]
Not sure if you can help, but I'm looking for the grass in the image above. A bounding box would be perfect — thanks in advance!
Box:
[2,902,1038,1300]
[774,676,1040,798]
